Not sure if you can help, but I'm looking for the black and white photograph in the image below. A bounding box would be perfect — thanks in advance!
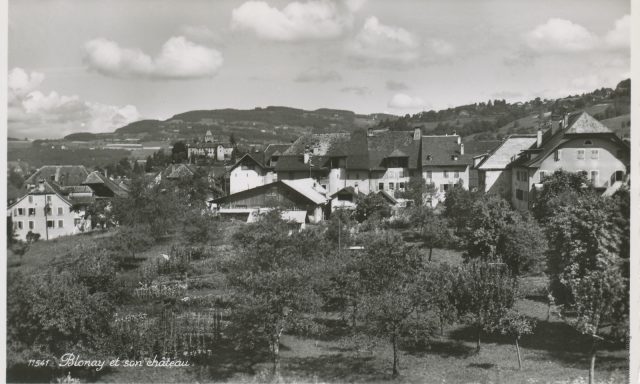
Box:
[1,0,637,383]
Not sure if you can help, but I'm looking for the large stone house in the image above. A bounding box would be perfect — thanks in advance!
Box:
[7,180,92,241]
[507,112,629,210]
[187,130,234,161]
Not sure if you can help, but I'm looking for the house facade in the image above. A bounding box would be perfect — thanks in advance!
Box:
[507,112,629,210]
[187,130,234,161]
[8,180,92,241]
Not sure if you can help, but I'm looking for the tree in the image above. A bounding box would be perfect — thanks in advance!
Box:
[420,263,458,336]
[531,170,592,221]
[495,213,547,275]
[171,141,188,163]
[544,193,628,384]
[353,193,391,223]
[180,211,220,245]
[492,310,535,370]
[355,231,426,377]
[453,261,518,352]
[227,211,327,380]
[415,208,451,262]
[396,176,435,207]
[443,183,478,236]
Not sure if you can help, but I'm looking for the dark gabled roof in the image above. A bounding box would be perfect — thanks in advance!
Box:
[212,178,328,206]
[329,186,366,199]
[421,135,473,167]
[24,165,89,187]
[9,180,73,209]
[228,153,266,172]
[83,171,129,198]
[263,143,291,161]
[368,130,420,170]
[277,133,353,172]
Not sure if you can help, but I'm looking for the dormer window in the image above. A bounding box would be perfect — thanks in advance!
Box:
[584,140,593,145]
[426,154,432,161]
[451,155,459,161]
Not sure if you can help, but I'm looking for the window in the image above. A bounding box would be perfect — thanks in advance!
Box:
[555,149,562,161]
[590,171,599,186]
[444,171,449,178]
[539,171,548,183]
[399,182,405,190]
[516,189,524,200]
[57,207,63,216]
[426,171,432,180]
[58,220,64,228]
[378,182,384,191]
[17,208,24,216]
[46,196,52,202]
[591,149,599,159]
[389,183,394,190]
[28,208,36,216]
[50,175,55,181]
[15,221,23,230]
[29,221,34,230]
[28,196,33,203]
[74,218,82,226]
[47,220,55,228]
[454,171,460,178]
[584,140,593,145]
[577,149,585,160]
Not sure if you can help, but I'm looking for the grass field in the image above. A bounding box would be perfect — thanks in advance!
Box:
[7,233,628,384]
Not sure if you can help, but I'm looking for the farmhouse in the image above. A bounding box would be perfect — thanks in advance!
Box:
[212,178,330,223]
[83,171,130,198]
[24,165,89,189]
[507,112,630,210]
[187,130,234,161]
[8,180,92,241]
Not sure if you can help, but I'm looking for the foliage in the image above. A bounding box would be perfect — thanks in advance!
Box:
[110,224,155,259]
[495,212,547,275]
[491,310,535,370]
[396,176,436,207]
[171,141,188,163]
[226,211,327,378]
[353,193,391,223]
[443,183,479,236]
[412,207,452,261]
[324,209,355,247]
[453,261,518,351]
[180,211,220,245]
[419,263,459,336]
[531,170,593,221]
[463,194,519,261]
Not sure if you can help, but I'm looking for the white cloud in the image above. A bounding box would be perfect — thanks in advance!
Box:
[387,93,425,109]
[84,36,223,80]
[294,67,342,82]
[8,67,140,138]
[349,16,419,63]
[525,18,597,53]
[231,0,359,41]
[604,14,630,49]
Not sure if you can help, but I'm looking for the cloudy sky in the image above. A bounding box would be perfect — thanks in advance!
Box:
[7,0,630,139]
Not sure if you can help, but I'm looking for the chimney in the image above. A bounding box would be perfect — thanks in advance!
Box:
[460,143,465,155]
[563,113,569,130]
[354,183,359,195]
[413,127,421,141]
[38,179,45,192]
[536,128,542,148]
[457,135,461,145]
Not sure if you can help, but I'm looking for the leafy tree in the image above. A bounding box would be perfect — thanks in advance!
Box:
[531,170,592,221]
[544,193,628,384]
[414,208,451,262]
[110,225,154,259]
[396,176,435,207]
[171,141,188,163]
[492,310,535,370]
[227,211,327,379]
[453,261,518,352]
[353,193,391,223]
[356,231,425,377]
[495,213,547,275]
[443,183,478,235]
[463,194,520,262]
[325,208,354,248]
[419,263,458,336]
[180,211,220,245]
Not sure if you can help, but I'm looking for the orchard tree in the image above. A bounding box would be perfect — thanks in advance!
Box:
[356,231,425,377]
[353,193,391,223]
[443,182,479,236]
[227,211,327,380]
[493,310,535,370]
[420,263,458,336]
[495,213,547,275]
[171,141,188,163]
[531,170,592,221]
[397,176,436,207]
[453,261,518,352]
[416,209,451,262]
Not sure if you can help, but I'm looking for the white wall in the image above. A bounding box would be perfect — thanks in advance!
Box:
[8,193,90,241]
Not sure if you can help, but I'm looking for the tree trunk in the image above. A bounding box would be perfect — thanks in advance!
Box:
[589,337,597,384]
[271,337,281,382]
[476,327,481,353]
[351,299,358,332]
[440,316,444,336]
[515,336,522,370]
[428,247,433,262]
[392,332,400,378]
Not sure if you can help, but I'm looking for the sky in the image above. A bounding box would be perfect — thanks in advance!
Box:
[6,0,631,139]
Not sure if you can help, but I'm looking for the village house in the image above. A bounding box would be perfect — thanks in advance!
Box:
[83,171,130,198]
[507,112,630,210]
[212,178,330,223]
[24,165,89,189]
[7,180,92,241]
[475,134,539,199]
